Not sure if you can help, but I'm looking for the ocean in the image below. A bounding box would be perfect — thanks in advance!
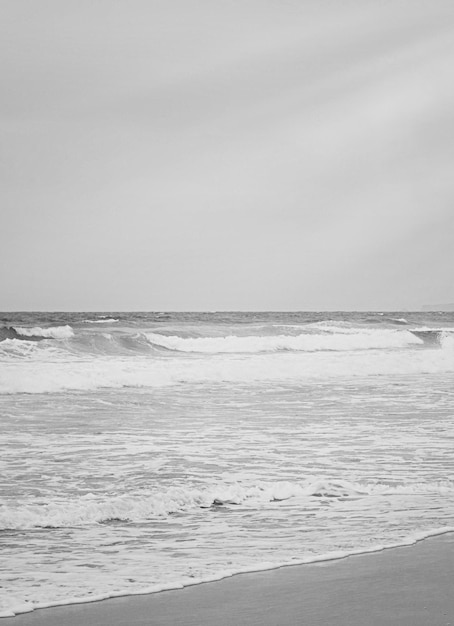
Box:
[1,311,454,618]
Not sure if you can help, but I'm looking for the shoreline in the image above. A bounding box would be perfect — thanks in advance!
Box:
[3,527,453,619]
[5,531,454,625]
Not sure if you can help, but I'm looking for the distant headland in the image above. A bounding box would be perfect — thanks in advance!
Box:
[422,303,454,311]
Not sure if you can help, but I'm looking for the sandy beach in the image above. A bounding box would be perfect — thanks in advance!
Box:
[5,533,453,626]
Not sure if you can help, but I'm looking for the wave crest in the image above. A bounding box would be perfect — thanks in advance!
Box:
[145,329,421,353]
[84,318,119,324]
[2,478,453,530]
[1,342,453,393]
[12,325,74,339]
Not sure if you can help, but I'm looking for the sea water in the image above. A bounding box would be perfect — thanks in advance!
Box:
[1,311,454,617]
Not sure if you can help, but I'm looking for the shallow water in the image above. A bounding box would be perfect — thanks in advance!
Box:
[1,312,454,617]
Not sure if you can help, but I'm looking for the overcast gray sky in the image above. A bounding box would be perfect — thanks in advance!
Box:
[1,0,453,311]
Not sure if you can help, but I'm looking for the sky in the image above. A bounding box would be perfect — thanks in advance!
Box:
[1,0,454,311]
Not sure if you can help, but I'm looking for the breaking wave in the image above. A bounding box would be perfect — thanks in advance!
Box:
[2,478,453,530]
[409,329,454,346]
[144,329,421,353]
[1,321,453,394]
[1,341,453,393]
[84,318,119,324]
[0,325,74,341]
[14,325,74,339]
[0,324,454,394]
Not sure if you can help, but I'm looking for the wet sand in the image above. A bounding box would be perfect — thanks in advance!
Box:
[5,533,454,626]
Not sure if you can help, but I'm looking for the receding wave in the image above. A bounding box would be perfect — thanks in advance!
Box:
[2,478,453,530]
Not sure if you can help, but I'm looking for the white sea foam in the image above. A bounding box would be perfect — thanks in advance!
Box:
[84,318,119,324]
[0,338,63,361]
[1,341,453,393]
[3,312,454,619]
[0,338,39,358]
[441,333,454,349]
[14,325,74,339]
[2,478,453,530]
[145,329,420,353]
[411,326,454,332]
[1,527,453,618]
[0,481,309,529]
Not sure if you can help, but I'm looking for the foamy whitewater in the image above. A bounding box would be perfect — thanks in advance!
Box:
[1,311,454,617]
